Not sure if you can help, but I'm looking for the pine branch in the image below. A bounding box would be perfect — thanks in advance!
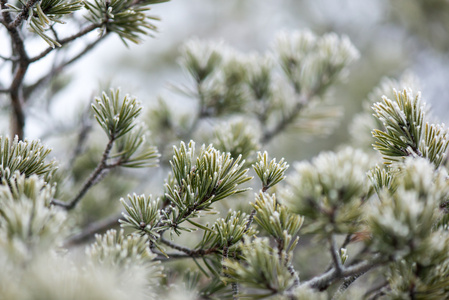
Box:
[29,23,103,63]
[287,263,300,289]
[4,0,40,29]
[51,137,115,210]
[159,236,219,257]
[303,254,385,291]
[244,209,256,233]
[222,245,239,300]
[331,271,365,300]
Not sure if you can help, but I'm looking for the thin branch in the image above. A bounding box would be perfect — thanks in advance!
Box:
[160,236,194,254]
[365,281,389,300]
[154,253,198,261]
[69,103,94,166]
[6,0,40,29]
[51,136,115,210]
[29,23,103,63]
[231,250,240,300]
[302,254,385,291]
[244,209,256,233]
[0,54,18,62]
[287,262,300,289]
[159,236,219,257]
[329,234,343,276]
[24,34,107,99]
[222,245,239,300]
[64,212,122,247]
[341,233,352,249]
[331,272,366,300]
[261,93,309,144]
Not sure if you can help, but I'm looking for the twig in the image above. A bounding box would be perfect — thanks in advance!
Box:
[331,272,366,300]
[0,54,18,62]
[244,209,257,233]
[261,93,309,144]
[231,250,240,300]
[159,236,219,257]
[29,23,103,63]
[160,236,194,254]
[51,136,115,210]
[69,102,94,166]
[365,281,389,300]
[179,81,207,140]
[221,246,239,300]
[302,254,385,291]
[64,212,122,246]
[329,235,343,275]
[6,0,40,29]
[25,35,107,99]
[154,253,200,261]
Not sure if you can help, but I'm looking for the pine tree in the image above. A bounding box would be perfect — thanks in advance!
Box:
[2,1,449,299]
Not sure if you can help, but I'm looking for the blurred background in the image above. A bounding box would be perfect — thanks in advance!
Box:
[17,0,449,157]
[3,0,449,234]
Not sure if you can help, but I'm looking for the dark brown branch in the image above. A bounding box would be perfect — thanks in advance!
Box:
[244,209,257,233]
[2,0,30,139]
[29,23,103,63]
[51,136,115,210]
[64,212,122,246]
[159,236,219,257]
[160,236,193,254]
[154,253,198,261]
[0,54,18,61]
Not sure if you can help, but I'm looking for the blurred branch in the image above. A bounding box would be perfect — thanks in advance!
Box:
[1,0,29,139]
[364,281,389,300]
[0,54,18,61]
[24,34,107,99]
[261,94,308,144]
[69,103,94,166]
[64,212,122,246]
